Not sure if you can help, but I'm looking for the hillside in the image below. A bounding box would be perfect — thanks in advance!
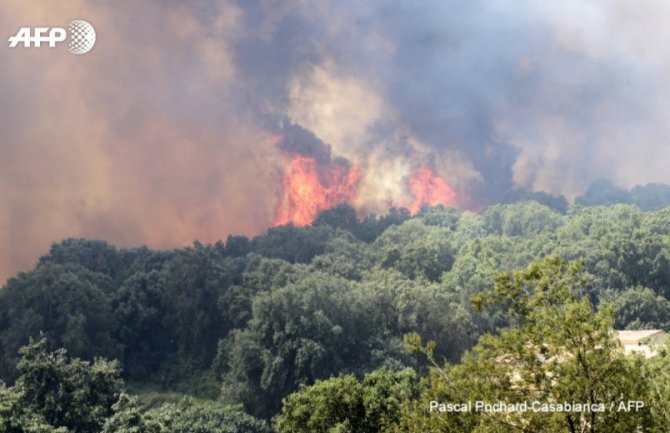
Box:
[2,198,670,431]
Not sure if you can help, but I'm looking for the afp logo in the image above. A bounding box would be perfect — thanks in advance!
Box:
[8,20,96,55]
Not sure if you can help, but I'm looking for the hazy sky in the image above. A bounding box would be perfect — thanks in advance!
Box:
[2,0,670,282]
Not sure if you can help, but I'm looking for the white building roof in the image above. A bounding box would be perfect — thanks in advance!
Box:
[615,330,666,358]
[615,329,665,345]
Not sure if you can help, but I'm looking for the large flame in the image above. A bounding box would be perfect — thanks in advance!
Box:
[272,126,459,225]
[408,166,456,214]
[274,156,360,226]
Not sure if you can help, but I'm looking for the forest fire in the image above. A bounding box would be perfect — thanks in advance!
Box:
[274,156,360,226]
[408,166,456,214]
[274,157,458,225]
[272,124,457,226]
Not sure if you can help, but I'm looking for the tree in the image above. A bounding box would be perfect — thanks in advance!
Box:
[102,394,158,433]
[276,368,419,433]
[251,225,335,263]
[310,231,367,280]
[216,255,300,333]
[160,243,241,368]
[110,272,168,379]
[313,204,360,232]
[630,183,670,211]
[3,199,670,427]
[13,338,123,433]
[360,268,475,363]
[502,190,569,214]
[0,264,118,381]
[224,235,252,258]
[368,220,454,282]
[219,272,393,418]
[354,208,411,243]
[555,205,670,295]
[641,339,670,432]
[276,375,364,433]
[419,206,460,229]
[38,239,121,278]
[1,381,68,433]
[575,179,632,207]
[146,399,270,433]
[390,257,654,433]
[604,286,670,330]
[481,202,562,237]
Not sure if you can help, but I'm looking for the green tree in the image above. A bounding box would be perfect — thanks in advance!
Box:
[102,394,158,433]
[481,202,562,237]
[1,381,68,433]
[215,255,300,336]
[276,375,364,433]
[575,179,632,207]
[642,339,670,432]
[556,205,670,295]
[360,268,475,363]
[604,286,670,330]
[354,208,411,243]
[251,225,335,263]
[276,368,419,433]
[310,231,367,280]
[419,206,460,229]
[160,243,241,368]
[502,190,569,214]
[630,183,670,211]
[146,399,269,433]
[0,264,118,381]
[390,257,654,433]
[219,272,392,417]
[110,272,168,379]
[13,338,123,433]
[38,239,121,278]
[368,220,454,282]
[223,235,252,258]
[313,204,360,232]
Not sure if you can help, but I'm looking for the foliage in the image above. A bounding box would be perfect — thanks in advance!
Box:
[575,179,632,207]
[1,338,123,433]
[102,394,158,433]
[275,368,419,433]
[367,220,454,281]
[392,257,655,433]
[502,189,569,214]
[2,197,670,427]
[642,339,670,432]
[218,271,402,417]
[604,286,670,330]
[0,381,68,433]
[0,264,119,381]
[145,399,270,433]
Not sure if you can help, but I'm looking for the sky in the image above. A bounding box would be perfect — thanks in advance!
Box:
[2,0,670,282]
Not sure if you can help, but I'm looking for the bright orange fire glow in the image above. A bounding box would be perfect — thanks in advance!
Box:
[408,166,456,214]
[274,156,360,226]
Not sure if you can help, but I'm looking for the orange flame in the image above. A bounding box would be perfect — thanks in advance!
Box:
[274,156,359,226]
[408,166,456,214]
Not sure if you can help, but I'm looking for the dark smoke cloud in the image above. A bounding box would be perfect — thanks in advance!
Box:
[275,122,333,164]
[2,0,670,281]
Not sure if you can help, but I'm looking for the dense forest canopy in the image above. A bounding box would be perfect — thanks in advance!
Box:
[2,184,670,432]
